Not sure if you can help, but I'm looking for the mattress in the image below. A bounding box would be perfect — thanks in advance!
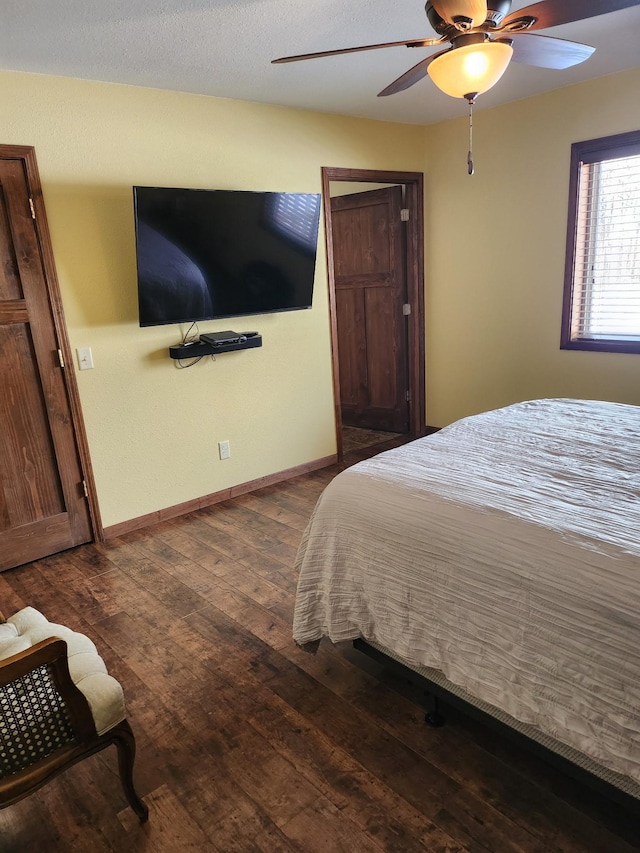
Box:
[293,399,640,785]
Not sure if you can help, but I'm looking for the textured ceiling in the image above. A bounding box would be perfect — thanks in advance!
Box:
[3,1,640,125]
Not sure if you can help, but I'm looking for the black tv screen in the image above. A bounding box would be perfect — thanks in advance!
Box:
[133,186,321,327]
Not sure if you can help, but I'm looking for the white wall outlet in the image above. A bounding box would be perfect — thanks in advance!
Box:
[218,440,231,460]
[76,347,94,370]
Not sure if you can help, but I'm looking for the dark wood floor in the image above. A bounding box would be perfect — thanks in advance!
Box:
[341,426,402,453]
[1,436,639,852]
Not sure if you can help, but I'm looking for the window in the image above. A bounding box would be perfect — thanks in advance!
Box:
[561,130,640,353]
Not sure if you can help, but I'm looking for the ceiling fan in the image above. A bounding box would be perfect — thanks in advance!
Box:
[273,1,640,100]
[273,0,640,173]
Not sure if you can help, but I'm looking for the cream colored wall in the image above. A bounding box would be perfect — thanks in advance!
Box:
[5,68,639,524]
[3,71,425,528]
[424,68,640,427]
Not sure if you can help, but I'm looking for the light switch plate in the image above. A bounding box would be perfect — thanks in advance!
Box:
[77,347,94,370]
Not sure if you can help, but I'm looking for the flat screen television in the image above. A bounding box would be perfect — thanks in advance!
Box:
[133,186,321,327]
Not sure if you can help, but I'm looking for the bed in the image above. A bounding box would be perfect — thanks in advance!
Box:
[293,398,640,799]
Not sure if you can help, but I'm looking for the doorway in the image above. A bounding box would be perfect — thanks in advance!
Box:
[0,145,101,571]
[321,167,426,460]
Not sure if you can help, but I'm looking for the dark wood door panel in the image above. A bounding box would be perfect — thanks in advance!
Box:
[0,181,23,301]
[0,515,74,572]
[0,154,93,569]
[365,286,399,412]
[336,287,365,415]
[0,323,66,527]
[333,201,392,277]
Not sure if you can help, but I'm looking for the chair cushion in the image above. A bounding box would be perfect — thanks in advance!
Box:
[0,607,126,736]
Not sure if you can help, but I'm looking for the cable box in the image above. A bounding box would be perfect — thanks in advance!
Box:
[199,331,245,346]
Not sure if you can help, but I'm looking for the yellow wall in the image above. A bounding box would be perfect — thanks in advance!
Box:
[2,71,425,528]
[4,68,640,527]
[424,68,640,427]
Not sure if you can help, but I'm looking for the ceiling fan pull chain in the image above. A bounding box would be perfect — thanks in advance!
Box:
[466,94,476,175]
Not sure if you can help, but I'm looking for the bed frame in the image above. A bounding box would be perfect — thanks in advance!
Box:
[353,638,640,815]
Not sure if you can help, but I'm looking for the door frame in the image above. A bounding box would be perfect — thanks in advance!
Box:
[1,144,103,542]
[321,167,426,460]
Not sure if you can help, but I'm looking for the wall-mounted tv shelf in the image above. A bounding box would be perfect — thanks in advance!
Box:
[169,335,262,360]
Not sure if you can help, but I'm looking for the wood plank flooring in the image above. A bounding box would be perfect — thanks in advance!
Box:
[0,436,639,852]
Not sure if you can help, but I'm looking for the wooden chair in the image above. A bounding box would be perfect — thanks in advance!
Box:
[0,607,148,822]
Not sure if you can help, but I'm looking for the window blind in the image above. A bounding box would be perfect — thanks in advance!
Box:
[571,153,640,342]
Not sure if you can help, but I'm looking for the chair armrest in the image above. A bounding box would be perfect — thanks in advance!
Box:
[0,637,97,741]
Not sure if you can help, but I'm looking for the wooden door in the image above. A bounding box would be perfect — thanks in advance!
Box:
[0,153,94,571]
[331,186,409,432]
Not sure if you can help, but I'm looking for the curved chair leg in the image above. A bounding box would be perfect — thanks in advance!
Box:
[111,719,149,823]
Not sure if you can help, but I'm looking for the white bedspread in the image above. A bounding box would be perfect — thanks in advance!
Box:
[293,399,640,783]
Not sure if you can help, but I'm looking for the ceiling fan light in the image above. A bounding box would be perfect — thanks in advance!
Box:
[428,41,513,98]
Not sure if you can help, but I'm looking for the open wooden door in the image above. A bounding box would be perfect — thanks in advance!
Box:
[322,167,425,460]
[331,186,409,433]
[0,147,99,571]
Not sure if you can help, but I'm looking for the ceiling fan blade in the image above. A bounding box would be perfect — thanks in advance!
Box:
[501,0,640,32]
[378,49,450,96]
[430,0,488,26]
[506,32,595,69]
[272,37,443,64]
